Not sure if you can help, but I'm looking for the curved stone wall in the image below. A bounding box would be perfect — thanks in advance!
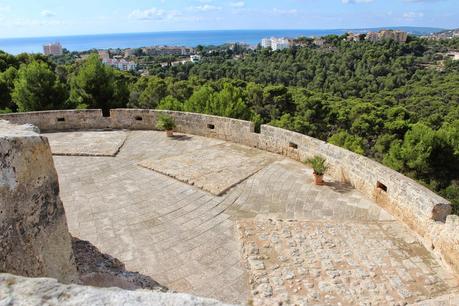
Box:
[1,109,458,273]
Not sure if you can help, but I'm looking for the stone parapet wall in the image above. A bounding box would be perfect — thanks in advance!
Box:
[254,125,451,231]
[110,109,255,144]
[0,120,78,283]
[0,109,111,132]
[432,215,459,275]
[0,109,457,273]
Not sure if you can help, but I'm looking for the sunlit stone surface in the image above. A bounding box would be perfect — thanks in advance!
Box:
[46,131,127,156]
[46,130,459,304]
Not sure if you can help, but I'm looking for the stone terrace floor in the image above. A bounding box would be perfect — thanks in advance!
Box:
[46,130,459,305]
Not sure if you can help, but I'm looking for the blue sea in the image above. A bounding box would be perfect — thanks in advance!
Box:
[0,27,443,55]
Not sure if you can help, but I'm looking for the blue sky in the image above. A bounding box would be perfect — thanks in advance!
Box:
[0,0,457,38]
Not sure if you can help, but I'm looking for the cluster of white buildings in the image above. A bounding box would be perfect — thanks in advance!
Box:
[102,58,137,71]
[160,55,202,68]
[43,42,63,56]
[426,29,459,40]
[259,30,409,52]
[98,50,137,71]
[261,37,292,51]
[141,46,194,56]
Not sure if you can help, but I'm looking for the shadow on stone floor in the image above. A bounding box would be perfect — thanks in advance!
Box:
[171,134,193,141]
[325,181,355,194]
[72,237,168,292]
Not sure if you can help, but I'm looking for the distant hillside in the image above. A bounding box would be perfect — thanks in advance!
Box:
[429,28,459,39]
[337,26,445,36]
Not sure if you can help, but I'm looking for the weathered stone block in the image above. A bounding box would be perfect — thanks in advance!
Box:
[0,273,231,306]
[0,120,77,283]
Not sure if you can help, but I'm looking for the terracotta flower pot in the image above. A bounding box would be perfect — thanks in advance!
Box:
[313,172,325,185]
[166,130,174,137]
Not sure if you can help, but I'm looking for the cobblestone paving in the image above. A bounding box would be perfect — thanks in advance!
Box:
[48,130,459,304]
[45,131,127,156]
[238,218,459,305]
[139,142,279,195]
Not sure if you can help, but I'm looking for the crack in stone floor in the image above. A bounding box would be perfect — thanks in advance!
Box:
[47,130,459,304]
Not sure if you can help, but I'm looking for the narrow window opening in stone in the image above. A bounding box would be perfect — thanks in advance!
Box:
[135,116,143,121]
[57,117,65,122]
[377,181,388,192]
[207,124,215,130]
[102,109,111,117]
[289,142,298,149]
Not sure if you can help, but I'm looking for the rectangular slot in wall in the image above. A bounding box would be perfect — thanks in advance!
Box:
[102,109,111,117]
[207,124,215,130]
[57,117,65,122]
[135,116,143,121]
[289,142,298,149]
[377,181,388,192]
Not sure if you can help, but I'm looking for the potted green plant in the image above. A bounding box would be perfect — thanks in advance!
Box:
[156,114,176,137]
[305,155,329,186]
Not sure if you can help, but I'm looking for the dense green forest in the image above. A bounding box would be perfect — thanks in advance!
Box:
[1,35,458,212]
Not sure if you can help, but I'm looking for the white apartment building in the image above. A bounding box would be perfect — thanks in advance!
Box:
[102,58,137,71]
[261,38,272,48]
[43,42,63,56]
[272,38,290,51]
[261,37,291,51]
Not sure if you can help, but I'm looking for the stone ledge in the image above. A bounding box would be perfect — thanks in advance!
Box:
[0,273,232,306]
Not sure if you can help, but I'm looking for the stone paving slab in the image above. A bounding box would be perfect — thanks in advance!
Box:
[44,131,127,156]
[116,131,225,162]
[138,142,280,195]
[237,218,459,305]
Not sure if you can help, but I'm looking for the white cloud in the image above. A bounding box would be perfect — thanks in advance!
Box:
[342,0,374,4]
[0,4,10,13]
[403,11,424,19]
[129,8,165,20]
[41,10,56,18]
[190,4,222,12]
[12,18,64,28]
[272,8,298,15]
[128,8,180,21]
[230,1,245,8]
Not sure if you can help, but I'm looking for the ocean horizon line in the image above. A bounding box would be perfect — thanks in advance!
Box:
[0,26,446,41]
